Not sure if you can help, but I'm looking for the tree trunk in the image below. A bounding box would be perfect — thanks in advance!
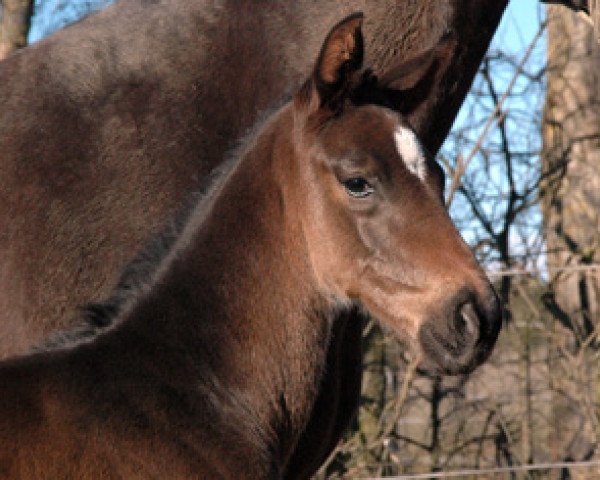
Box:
[542,5,600,339]
[588,0,600,42]
[0,0,34,59]
[541,1,600,43]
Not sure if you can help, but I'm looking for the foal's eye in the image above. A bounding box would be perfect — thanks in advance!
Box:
[342,177,374,198]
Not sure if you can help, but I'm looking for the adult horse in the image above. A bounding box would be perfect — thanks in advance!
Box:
[0,15,501,479]
[0,1,508,477]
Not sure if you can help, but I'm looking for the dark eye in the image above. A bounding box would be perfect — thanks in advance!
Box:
[343,177,374,198]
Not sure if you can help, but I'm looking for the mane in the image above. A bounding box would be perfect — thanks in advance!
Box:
[37,101,289,352]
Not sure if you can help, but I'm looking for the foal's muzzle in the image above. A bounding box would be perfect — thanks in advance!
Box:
[418,287,502,375]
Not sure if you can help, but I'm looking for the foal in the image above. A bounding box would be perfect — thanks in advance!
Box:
[0,14,500,479]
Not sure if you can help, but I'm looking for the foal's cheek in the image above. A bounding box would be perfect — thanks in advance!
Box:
[314,225,367,298]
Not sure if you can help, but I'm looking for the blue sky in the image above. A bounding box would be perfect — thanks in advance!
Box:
[29,0,112,42]
[449,0,546,128]
[442,0,547,270]
[498,0,546,52]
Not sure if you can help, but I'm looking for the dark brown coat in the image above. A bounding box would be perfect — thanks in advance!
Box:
[0,16,501,478]
[0,1,508,477]
[0,0,507,357]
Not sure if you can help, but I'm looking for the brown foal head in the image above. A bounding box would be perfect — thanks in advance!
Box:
[286,13,501,374]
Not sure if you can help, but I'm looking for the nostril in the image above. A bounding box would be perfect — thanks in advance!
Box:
[418,290,502,375]
[456,302,480,339]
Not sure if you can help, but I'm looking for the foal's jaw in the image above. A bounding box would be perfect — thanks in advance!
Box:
[349,257,501,375]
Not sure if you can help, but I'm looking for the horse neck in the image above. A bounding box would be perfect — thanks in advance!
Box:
[121,107,337,464]
[158,0,451,140]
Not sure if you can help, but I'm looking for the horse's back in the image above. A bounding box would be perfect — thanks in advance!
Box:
[0,0,221,358]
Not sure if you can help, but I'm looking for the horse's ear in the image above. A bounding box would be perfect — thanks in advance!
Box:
[296,12,364,114]
[377,48,438,92]
[375,34,457,116]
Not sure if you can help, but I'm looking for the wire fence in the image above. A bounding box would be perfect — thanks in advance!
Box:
[486,262,600,278]
[365,459,600,479]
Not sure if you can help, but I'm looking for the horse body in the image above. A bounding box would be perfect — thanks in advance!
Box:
[0,334,285,479]
[0,177,325,478]
[0,103,325,479]
[0,15,501,478]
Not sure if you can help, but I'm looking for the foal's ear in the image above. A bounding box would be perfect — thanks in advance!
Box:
[373,34,457,115]
[296,12,364,114]
[377,48,439,92]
